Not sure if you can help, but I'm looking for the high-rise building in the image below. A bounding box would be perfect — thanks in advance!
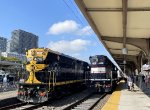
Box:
[0,36,7,52]
[10,29,38,54]
[6,40,11,52]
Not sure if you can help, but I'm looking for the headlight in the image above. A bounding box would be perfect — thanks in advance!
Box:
[31,50,36,56]
[42,52,46,55]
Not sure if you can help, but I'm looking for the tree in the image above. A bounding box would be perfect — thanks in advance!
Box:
[0,56,22,63]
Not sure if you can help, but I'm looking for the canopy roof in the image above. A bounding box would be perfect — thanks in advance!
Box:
[75,0,150,69]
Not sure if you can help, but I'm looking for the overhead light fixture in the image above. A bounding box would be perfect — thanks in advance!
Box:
[122,48,128,55]
[123,60,126,64]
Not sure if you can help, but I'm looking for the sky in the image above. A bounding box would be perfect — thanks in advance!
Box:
[0,0,116,64]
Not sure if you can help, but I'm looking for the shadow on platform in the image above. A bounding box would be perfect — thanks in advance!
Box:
[114,81,127,92]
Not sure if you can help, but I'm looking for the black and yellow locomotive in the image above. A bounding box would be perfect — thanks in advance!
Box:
[17,48,90,103]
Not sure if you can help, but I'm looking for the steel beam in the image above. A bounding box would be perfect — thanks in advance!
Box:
[87,8,150,12]
[122,0,128,48]
[86,8,122,12]
[101,36,148,56]
[109,48,140,52]
[113,54,138,70]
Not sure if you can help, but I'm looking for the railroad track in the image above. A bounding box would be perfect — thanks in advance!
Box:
[9,100,54,110]
[0,89,102,110]
[0,102,48,110]
[0,102,27,110]
[0,100,49,110]
[10,103,41,110]
[63,93,106,110]
[1,93,106,110]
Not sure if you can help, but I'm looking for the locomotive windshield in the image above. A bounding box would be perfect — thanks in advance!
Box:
[89,56,98,65]
[89,55,105,66]
[34,57,44,64]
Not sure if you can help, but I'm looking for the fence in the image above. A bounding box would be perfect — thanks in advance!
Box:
[0,81,18,92]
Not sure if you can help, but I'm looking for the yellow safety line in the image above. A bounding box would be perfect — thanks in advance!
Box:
[102,80,125,110]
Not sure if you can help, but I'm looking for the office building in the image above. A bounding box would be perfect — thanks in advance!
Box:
[10,29,38,54]
[6,40,11,52]
[0,36,7,52]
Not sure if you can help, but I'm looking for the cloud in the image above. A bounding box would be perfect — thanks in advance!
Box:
[46,20,93,36]
[47,20,79,35]
[77,26,93,36]
[47,39,90,54]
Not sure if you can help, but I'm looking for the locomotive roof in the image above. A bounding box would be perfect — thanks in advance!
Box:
[47,48,88,64]
[90,55,108,59]
[61,53,89,64]
[29,48,89,64]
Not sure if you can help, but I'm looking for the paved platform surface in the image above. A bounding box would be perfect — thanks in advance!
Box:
[102,81,150,110]
[0,90,17,101]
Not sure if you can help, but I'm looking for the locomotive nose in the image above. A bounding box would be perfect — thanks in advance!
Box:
[30,65,35,71]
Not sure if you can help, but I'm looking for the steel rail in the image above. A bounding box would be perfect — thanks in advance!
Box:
[63,93,106,110]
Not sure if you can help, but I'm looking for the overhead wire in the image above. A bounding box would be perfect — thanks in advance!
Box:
[63,0,119,67]
[62,0,85,26]
[62,0,101,54]
[69,0,82,19]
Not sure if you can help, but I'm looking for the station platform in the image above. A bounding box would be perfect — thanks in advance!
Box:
[0,90,17,101]
[102,81,150,110]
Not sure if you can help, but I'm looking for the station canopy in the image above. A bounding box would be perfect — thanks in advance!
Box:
[0,61,22,71]
[75,0,150,70]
